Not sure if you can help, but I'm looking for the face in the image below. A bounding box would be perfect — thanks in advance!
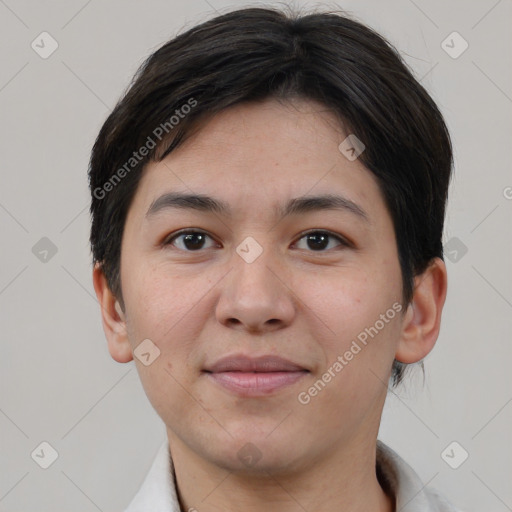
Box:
[116,98,407,473]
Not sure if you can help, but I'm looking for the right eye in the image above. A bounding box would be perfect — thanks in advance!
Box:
[163,230,219,252]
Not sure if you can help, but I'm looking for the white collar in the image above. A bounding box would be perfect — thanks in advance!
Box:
[124,439,461,512]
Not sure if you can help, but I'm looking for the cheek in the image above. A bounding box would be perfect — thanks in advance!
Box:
[123,260,189,332]
[121,266,206,414]
[294,262,401,375]
[296,296,402,432]
[294,266,374,342]
[122,262,217,372]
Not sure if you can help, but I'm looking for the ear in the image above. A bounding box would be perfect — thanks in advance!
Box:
[92,262,133,363]
[395,257,448,364]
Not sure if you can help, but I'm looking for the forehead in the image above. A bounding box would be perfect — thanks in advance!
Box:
[127,98,386,225]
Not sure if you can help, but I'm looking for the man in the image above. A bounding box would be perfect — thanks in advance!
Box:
[90,6,461,511]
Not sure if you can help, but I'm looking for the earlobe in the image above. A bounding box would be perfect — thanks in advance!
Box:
[92,263,133,363]
[395,258,448,364]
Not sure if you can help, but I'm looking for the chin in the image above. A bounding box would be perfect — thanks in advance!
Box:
[204,431,307,475]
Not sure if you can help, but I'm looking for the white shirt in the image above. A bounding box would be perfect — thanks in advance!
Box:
[124,439,463,512]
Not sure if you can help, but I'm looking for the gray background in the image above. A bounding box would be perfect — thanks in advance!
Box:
[1,0,511,511]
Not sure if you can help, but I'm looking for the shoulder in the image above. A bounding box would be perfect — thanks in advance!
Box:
[376,440,465,512]
[123,440,181,512]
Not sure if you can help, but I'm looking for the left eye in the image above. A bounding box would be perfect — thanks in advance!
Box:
[293,231,348,252]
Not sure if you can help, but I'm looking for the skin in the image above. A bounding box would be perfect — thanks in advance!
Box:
[93,98,447,512]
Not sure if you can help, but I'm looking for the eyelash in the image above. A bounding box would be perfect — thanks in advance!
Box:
[162,229,352,252]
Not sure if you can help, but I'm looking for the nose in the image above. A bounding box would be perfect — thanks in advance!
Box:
[215,243,296,333]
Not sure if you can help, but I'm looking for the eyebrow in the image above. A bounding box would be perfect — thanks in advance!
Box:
[145,192,370,224]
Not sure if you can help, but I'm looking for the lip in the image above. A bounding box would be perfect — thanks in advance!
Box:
[203,354,309,396]
[204,354,307,373]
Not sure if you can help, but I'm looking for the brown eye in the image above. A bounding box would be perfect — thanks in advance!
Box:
[165,230,217,251]
[294,231,349,252]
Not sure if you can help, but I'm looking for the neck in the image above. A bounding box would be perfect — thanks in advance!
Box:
[167,431,395,512]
